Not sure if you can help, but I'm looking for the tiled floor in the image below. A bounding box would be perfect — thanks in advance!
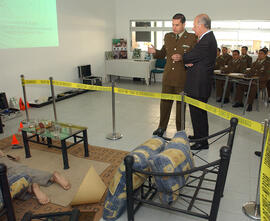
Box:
[1,79,269,221]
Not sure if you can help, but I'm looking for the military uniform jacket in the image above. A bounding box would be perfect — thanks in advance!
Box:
[215,55,225,70]
[240,55,252,68]
[223,58,247,74]
[246,59,270,87]
[154,31,197,88]
[220,53,232,65]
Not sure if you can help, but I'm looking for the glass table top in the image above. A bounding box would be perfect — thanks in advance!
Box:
[21,120,87,140]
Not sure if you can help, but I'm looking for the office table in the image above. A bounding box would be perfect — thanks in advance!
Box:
[214,71,259,115]
[105,59,156,85]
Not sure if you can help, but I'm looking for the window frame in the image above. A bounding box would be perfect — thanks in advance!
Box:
[130,19,270,52]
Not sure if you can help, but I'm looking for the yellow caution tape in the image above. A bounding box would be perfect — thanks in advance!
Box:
[24,79,50,85]
[24,80,111,91]
[115,87,182,101]
[260,130,270,221]
[185,96,264,134]
[52,80,111,92]
[23,79,264,133]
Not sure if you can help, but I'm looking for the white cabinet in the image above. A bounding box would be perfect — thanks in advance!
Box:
[105,59,156,85]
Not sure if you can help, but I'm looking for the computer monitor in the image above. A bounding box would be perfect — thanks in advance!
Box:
[0,93,8,110]
[78,65,91,78]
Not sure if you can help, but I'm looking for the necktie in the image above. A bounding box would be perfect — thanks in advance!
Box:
[176,34,179,40]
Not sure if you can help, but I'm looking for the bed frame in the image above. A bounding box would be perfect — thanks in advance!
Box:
[124,118,238,221]
[0,163,16,221]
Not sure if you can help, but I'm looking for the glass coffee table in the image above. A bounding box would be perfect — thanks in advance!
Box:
[21,120,89,169]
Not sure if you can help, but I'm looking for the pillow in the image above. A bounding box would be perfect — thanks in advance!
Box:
[9,173,32,199]
[103,136,165,221]
[0,173,32,209]
[149,131,194,204]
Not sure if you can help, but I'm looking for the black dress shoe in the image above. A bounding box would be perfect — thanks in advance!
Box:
[188,135,196,140]
[246,104,252,112]
[216,98,222,102]
[224,98,229,104]
[190,142,209,150]
[153,128,165,137]
[232,102,244,108]
[254,151,261,157]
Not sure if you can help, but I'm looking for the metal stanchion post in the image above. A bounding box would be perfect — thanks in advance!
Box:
[180,92,186,130]
[242,119,269,220]
[0,116,3,134]
[20,75,30,122]
[49,77,58,122]
[106,81,122,140]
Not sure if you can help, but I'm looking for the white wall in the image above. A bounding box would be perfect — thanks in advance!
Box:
[0,0,116,101]
[115,0,270,48]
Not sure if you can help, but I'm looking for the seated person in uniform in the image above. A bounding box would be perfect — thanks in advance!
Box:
[215,48,225,70]
[240,46,252,68]
[267,80,270,103]
[262,47,270,61]
[220,46,232,65]
[216,50,247,103]
[0,150,71,204]
[232,49,270,112]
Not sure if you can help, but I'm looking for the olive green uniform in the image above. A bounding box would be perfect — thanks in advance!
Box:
[223,58,247,74]
[235,58,270,105]
[215,55,225,70]
[220,53,232,65]
[216,58,247,99]
[240,54,252,68]
[154,30,197,130]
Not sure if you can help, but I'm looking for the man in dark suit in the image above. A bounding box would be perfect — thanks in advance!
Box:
[178,14,217,150]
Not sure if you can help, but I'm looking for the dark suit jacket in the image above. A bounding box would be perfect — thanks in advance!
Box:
[183,31,217,99]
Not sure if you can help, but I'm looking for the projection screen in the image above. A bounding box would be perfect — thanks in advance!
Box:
[0,0,59,49]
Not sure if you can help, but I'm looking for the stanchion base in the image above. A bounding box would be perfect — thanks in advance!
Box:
[106,133,123,140]
[242,201,260,220]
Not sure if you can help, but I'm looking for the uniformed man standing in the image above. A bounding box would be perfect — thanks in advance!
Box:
[221,47,232,65]
[148,13,197,136]
[240,46,252,68]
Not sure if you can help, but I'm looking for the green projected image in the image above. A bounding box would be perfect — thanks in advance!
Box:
[0,0,59,49]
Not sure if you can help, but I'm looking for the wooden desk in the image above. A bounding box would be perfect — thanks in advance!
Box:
[105,59,156,85]
[214,71,259,115]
